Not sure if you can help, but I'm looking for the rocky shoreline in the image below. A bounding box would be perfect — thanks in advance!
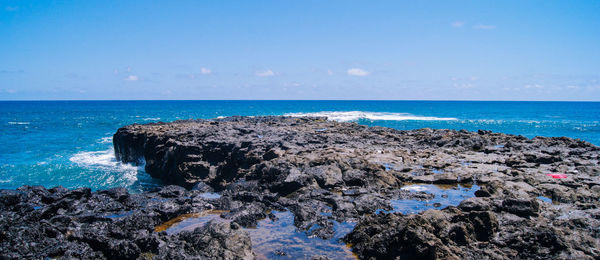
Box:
[2,116,599,259]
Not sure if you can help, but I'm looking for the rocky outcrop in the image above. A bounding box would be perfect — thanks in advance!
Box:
[114,117,599,193]
[110,116,600,259]
[2,116,599,259]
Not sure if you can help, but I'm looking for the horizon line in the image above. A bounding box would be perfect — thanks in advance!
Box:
[0,99,599,102]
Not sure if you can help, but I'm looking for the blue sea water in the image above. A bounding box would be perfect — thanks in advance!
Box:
[1,100,599,192]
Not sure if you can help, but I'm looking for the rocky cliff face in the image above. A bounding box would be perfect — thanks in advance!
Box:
[113,116,600,202]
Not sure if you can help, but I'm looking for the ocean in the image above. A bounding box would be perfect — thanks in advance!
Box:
[1,100,599,192]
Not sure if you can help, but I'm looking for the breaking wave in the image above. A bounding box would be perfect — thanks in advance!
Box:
[69,148,140,186]
[284,111,457,122]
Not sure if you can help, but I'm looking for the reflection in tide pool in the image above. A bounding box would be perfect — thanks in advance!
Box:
[161,210,356,259]
[159,184,480,259]
[537,196,553,204]
[378,183,479,215]
[199,192,221,199]
[158,210,229,234]
[247,211,356,259]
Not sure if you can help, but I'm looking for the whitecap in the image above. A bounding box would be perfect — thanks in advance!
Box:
[143,117,161,121]
[8,121,30,125]
[98,136,113,144]
[285,111,457,122]
[69,148,140,185]
[466,119,547,124]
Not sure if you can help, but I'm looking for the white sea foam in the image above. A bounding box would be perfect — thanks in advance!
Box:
[464,119,548,124]
[143,117,161,121]
[69,148,140,185]
[98,136,113,144]
[401,185,429,192]
[285,111,457,122]
[8,121,30,125]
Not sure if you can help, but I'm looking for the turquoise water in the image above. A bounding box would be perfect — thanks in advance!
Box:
[1,101,599,192]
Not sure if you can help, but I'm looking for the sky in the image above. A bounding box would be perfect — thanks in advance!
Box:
[1,0,599,100]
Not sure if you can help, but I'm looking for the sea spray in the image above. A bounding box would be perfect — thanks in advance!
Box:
[285,111,458,122]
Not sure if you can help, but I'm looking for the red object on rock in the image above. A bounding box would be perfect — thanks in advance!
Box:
[546,173,568,179]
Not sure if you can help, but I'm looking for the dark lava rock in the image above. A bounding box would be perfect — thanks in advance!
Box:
[346,186,600,259]
[2,116,600,259]
[111,116,600,259]
[345,198,596,259]
[157,221,254,259]
[0,185,250,259]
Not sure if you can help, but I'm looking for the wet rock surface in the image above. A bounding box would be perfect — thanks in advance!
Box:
[0,185,253,259]
[1,116,599,259]
[346,195,600,259]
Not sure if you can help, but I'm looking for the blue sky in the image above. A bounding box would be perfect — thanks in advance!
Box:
[1,0,599,100]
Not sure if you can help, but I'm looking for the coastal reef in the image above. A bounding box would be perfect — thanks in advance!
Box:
[1,116,599,259]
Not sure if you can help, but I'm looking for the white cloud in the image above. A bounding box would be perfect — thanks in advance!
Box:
[451,21,465,28]
[327,69,333,76]
[524,84,544,89]
[566,85,579,89]
[347,68,369,77]
[200,67,212,75]
[124,75,138,81]
[474,24,496,30]
[256,69,276,77]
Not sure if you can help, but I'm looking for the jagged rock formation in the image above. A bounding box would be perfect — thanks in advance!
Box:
[1,116,599,259]
[111,116,600,259]
[0,185,254,259]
